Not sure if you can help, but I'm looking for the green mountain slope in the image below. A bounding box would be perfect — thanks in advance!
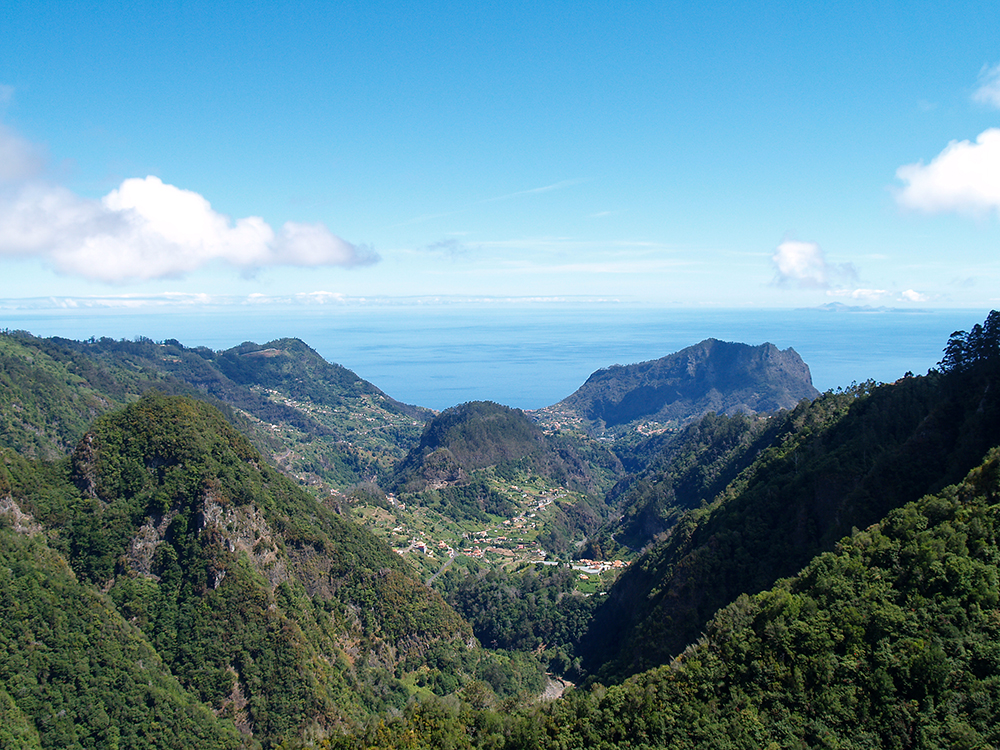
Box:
[69,335,433,487]
[585,410,775,556]
[392,401,614,495]
[0,452,242,750]
[517,446,1000,749]
[388,401,621,556]
[2,393,477,747]
[0,334,125,460]
[0,331,432,489]
[581,331,1000,684]
[325,443,1000,749]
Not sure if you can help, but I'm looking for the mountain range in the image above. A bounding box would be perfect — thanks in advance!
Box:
[1,315,999,749]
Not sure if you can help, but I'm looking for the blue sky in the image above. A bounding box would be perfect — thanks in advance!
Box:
[1,0,999,310]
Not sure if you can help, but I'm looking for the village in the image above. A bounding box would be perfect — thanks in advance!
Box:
[348,480,631,590]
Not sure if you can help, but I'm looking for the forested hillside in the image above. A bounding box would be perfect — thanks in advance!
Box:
[0,489,242,750]
[0,393,525,748]
[0,331,431,489]
[510,447,1000,748]
[582,344,1000,684]
[3,312,1000,748]
[314,312,1000,749]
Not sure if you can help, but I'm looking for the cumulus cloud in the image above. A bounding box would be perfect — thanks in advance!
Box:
[0,126,377,283]
[771,239,857,289]
[973,63,1000,108]
[895,128,1000,216]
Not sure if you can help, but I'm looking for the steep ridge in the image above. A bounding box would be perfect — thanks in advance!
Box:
[543,338,819,433]
[1,393,476,748]
[581,351,1000,684]
[0,331,432,488]
[515,447,1000,749]
[0,469,242,749]
[584,410,775,557]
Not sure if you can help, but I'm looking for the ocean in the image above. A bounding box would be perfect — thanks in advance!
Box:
[1,305,989,411]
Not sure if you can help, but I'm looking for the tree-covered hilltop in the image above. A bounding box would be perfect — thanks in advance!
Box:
[389,400,622,548]
[2,392,526,748]
[392,401,615,495]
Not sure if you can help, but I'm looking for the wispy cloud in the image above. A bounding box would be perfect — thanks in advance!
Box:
[478,179,582,204]
[771,239,858,289]
[423,238,473,256]
[973,62,1000,108]
[0,124,378,283]
[387,180,581,231]
[895,128,1000,216]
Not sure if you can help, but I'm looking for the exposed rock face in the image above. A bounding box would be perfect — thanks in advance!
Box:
[0,496,42,535]
[554,339,820,429]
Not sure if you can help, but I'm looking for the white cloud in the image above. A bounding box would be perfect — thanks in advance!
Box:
[0,126,377,283]
[831,289,892,302]
[293,290,348,304]
[825,287,930,303]
[973,63,1000,108]
[771,239,857,289]
[895,128,1000,216]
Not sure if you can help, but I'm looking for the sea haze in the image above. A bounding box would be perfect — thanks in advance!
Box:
[1,305,987,412]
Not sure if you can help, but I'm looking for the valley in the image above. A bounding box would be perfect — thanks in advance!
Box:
[1,313,999,749]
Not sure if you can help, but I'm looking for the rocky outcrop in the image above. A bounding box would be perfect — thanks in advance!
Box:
[552,339,820,430]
